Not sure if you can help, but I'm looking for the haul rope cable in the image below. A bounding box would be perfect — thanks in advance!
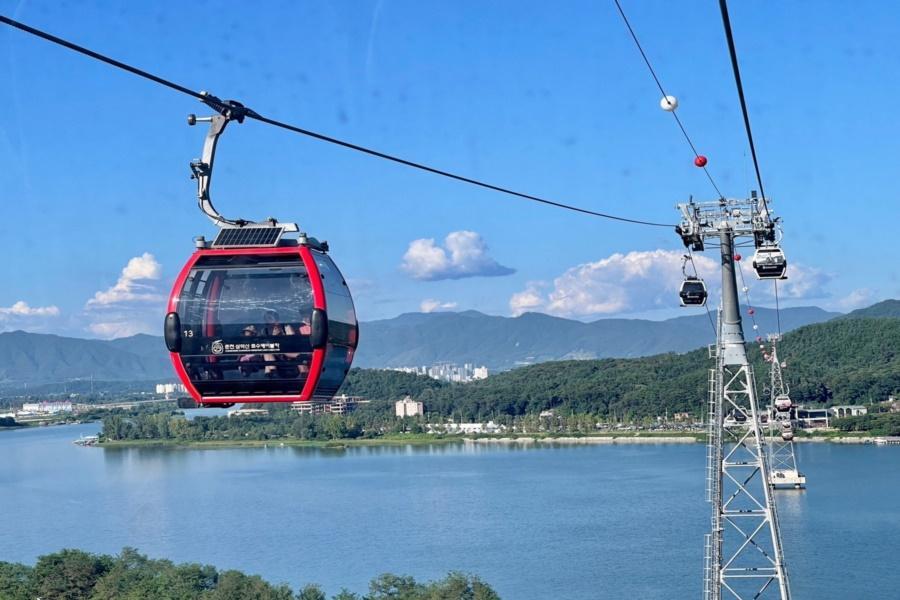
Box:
[686,247,717,336]
[718,0,769,213]
[612,0,725,200]
[719,0,785,339]
[0,14,673,228]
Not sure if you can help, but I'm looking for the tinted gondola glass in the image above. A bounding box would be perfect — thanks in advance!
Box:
[309,250,359,400]
[679,277,708,307]
[167,247,358,404]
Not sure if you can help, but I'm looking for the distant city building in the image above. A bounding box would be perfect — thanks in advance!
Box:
[227,408,269,417]
[293,394,368,415]
[395,396,424,418]
[388,362,489,383]
[156,383,187,395]
[673,412,691,423]
[21,401,72,415]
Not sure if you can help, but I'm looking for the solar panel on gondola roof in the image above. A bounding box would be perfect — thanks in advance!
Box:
[212,226,283,248]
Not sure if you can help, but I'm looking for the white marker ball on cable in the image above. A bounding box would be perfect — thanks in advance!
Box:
[742,286,749,292]
[660,95,678,112]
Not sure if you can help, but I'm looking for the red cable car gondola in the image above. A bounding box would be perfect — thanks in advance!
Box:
[163,96,358,407]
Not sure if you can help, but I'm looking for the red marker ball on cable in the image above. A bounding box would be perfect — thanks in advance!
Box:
[694,155,708,167]
[748,308,755,316]
[734,253,742,261]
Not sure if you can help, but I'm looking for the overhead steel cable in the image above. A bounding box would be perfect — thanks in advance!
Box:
[719,0,786,342]
[686,248,717,337]
[773,280,783,337]
[717,0,768,212]
[612,0,725,200]
[0,14,673,228]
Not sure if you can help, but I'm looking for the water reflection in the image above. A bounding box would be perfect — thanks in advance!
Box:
[774,488,808,520]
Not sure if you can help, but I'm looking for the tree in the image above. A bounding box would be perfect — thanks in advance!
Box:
[207,570,294,600]
[297,583,327,600]
[366,573,422,600]
[31,549,110,600]
[0,561,34,600]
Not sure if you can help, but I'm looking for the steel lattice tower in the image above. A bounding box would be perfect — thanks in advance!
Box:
[765,343,806,489]
[677,197,791,600]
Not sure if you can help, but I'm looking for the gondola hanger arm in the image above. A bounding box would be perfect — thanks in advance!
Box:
[188,92,283,229]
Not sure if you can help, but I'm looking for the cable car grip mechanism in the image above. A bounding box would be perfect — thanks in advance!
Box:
[187,92,294,232]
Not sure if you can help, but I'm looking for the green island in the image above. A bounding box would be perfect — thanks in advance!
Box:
[0,548,499,600]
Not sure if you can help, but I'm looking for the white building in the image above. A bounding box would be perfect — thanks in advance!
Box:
[292,395,368,415]
[440,421,504,434]
[472,366,489,380]
[21,401,72,414]
[395,396,424,417]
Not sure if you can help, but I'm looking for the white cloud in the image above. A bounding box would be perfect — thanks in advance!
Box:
[87,253,163,307]
[420,299,459,313]
[836,288,875,311]
[770,264,830,300]
[742,262,832,302]
[402,231,515,281]
[87,320,151,339]
[0,301,60,318]
[83,253,165,339]
[510,249,717,318]
[509,282,547,316]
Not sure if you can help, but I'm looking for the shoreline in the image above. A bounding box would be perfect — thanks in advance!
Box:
[93,432,892,449]
[98,433,705,449]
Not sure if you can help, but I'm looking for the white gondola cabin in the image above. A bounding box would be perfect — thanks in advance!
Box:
[752,246,787,280]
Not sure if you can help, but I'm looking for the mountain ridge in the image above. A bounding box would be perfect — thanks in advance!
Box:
[353,305,840,370]
[0,304,855,384]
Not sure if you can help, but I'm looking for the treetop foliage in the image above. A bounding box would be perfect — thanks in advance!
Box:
[0,548,499,600]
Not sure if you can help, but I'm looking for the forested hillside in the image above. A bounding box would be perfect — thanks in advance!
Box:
[340,317,900,420]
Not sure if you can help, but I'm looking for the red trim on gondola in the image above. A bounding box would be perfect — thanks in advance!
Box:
[168,251,203,402]
[168,251,200,313]
[299,246,326,402]
[188,246,302,257]
[168,245,330,404]
[301,247,327,311]
[206,395,301,403]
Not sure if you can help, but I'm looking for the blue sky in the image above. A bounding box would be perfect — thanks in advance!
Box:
[1,0,898,338]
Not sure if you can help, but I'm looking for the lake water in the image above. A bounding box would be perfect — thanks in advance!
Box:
[1,423,898,599]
